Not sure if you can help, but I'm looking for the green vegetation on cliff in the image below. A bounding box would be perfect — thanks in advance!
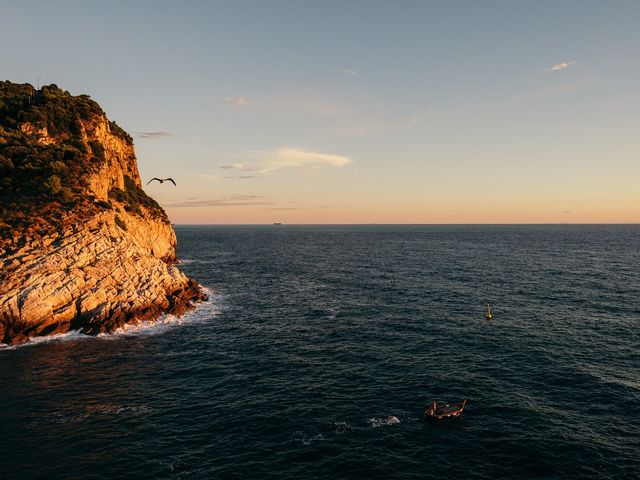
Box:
[109,175,166,220]
[0,81,165,247]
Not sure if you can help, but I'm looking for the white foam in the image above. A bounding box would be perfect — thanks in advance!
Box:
[0,330,92,350]
[333,421,352,433]
[292,431,326,445]
[177,258,223,264]
[368,416,401,428]
[100,290,221,339]
[0,290,221,350]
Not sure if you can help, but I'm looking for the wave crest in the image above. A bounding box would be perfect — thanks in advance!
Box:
[0,290,221,350]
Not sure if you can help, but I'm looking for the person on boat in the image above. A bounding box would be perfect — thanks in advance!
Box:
[431,400,437,415]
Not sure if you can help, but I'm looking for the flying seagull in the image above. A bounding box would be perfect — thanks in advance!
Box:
[147,177,176,186]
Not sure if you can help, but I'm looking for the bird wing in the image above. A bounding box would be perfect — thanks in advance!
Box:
[165,178,177,186]
[147,178,162,185]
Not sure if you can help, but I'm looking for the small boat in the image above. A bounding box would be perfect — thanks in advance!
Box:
[424,399,468,420]
[273,222,282,225]
[484,304,492,320]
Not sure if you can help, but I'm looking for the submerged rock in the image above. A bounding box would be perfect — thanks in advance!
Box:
[0,81,206,345]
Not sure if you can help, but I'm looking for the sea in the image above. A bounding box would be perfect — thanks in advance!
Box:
[1,225,639,479]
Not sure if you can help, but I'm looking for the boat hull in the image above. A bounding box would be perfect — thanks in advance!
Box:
[424,399,467,420]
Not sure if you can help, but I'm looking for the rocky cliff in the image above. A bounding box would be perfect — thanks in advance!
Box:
[0,81,205,345]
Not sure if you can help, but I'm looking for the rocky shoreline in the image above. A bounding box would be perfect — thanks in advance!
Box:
[0,210,206,345]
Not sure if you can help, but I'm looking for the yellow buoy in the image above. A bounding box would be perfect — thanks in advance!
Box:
[485,304,492,320]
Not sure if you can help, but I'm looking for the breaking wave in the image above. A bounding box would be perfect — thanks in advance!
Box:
[368,416,401,428]
[0,288,221,350]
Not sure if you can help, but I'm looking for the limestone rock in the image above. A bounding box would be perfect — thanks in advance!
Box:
[0,82,206,345]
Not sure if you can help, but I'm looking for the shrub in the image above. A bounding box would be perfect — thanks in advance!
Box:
[49,160,66,174]
[43,175,62,195]
[108,175,166,222]
[108,120,133,144]
[88,140,105,162]
[60,187,74,204]
[95,200,113,210]
[114,214,127,231]
[0,154,13,170]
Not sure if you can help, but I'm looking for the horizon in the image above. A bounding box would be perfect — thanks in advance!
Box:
[3,0,639,223]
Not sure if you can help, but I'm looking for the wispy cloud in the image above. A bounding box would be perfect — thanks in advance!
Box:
[407,109,435,125]
[221,147,352,174]
[223,97,253,106]
[281,90,433,136]
[546,60,576,72]
[136,131,176,139]
[278,89,378,136]
[340,68,358,76]
[220,162,253,171]
[233,195,263,201]
[261,147,352,172]
[166,195,272,208]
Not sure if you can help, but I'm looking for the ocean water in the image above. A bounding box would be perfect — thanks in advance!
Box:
[1,225,639,479]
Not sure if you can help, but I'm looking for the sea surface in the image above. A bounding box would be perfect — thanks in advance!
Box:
[1,225,639,479]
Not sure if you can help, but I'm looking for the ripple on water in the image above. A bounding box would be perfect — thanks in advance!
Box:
[1,225,639,480]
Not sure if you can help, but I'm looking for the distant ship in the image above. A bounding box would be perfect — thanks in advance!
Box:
[273,222,282,225]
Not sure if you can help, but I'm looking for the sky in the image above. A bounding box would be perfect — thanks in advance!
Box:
[2,0,639,223]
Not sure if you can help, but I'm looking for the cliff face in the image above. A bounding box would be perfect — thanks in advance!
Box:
[0,82,205,345]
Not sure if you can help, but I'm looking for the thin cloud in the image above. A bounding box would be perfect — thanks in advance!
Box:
[282,90,377,136]
[166,195,272,208]
[292,95,433,135]
[546,61,576,72]
[221,162,253,171]
[221,147,353,174]
[231,195,263,200]
[136,131,176,139]
[259,147,353,173]
[223,97,253,106]
[407,109,435,125]
[340,68,358,76]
